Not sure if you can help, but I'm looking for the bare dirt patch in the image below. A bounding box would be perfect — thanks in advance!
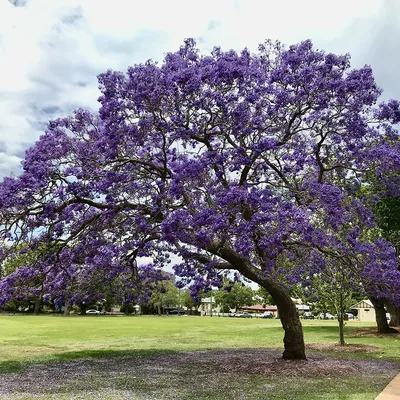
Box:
[211,349,395,378]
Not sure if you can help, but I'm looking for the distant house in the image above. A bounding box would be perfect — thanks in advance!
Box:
[295,304,310,312]
[351,299,376,322]
[240,301,310,317]
[239,304,278,317]
[291,298,311,313]
[199,297,222,316]
[110,305,140,314]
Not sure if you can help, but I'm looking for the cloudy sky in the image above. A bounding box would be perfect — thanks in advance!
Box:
[0,0,399,179]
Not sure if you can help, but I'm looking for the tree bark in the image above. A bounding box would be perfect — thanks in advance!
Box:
[369,297,397,334]
[386,302,400,327]
[238,268,306,359]
[209,245,307,360]
[33,296,41,315]
[269,287,306,360]
[63,299,70,316]
[80,303,87,315]
[338,315,345,345]
[337,293,345,345]
[34,284,44,315]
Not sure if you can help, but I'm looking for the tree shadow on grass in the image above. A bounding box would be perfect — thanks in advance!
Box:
[302,324,381,338]
[0,360,27,373]
[303,324,343,341]
[0,348,178,375]
[52,348,177,361]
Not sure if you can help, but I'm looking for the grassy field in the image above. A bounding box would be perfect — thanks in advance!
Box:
[0,315,399,399]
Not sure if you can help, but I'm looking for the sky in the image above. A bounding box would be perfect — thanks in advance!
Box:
[0,0,399,180]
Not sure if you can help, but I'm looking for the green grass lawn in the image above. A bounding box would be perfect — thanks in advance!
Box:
[0,315,399,399]
[0,315,399,362]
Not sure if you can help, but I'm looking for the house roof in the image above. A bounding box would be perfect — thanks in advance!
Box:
[351,299,374,309]
[201,297,214,303]
[296,304,310,310]
[240,304,278,312]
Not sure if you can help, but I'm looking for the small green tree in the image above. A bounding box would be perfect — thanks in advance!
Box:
[255,286,274,306]
[297,270,360,345]
[214,281,254,313]
[150,275,179,315]
[181,288,200,311]
[1,244,48,314]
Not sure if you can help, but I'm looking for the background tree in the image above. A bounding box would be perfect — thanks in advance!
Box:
[214,281,254,313]
[374,196,400,326]
[255,286,274,307]
[1,39,400,359]
[181,288,200,311]
[297,272,359,345]
[0,244,52,314]
[149,274,179,315]
[375,197,400,255]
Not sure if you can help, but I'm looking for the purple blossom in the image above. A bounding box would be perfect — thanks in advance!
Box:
[0,38,399,314]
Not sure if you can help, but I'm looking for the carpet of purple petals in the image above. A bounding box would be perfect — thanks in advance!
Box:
[0,349,398,399]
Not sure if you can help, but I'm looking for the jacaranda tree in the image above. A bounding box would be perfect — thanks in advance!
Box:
[1,39,400,359]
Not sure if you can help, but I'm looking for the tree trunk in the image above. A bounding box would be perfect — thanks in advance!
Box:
[386,303,400,327]
[369,297,397,333]
[338,312,345,346]
[337,309,346,346]
[157,304,161,316]
[34,296,41,315]
[211,246,307,360]
[80,303,87,315]
[337,293,345,345]
[242,272,306,359]
[270,288,306,360]
[63,300,70,316]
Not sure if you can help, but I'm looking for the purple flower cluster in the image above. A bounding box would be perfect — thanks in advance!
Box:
[0,38,399,308]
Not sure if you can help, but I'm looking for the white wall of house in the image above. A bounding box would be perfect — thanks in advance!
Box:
[199,298,222,315]
[352,300,376,322]
[358,307,376,322]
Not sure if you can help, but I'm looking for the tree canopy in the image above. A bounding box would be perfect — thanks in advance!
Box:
[1,39,400,359]
[214,281,254,312]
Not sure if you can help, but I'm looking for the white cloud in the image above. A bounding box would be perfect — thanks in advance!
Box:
[0,0,398,179]
[0,152,22,177]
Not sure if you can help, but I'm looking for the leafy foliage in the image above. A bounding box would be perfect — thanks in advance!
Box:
[375,196,400,253]
[255,286,274,306]
[149,274,180,313]
[214,281,254,312]
[181,288,199,310]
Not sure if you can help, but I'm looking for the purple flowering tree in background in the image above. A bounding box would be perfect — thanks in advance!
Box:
[1,39,400,360]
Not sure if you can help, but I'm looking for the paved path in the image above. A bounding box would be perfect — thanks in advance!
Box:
[376,373,400,399]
